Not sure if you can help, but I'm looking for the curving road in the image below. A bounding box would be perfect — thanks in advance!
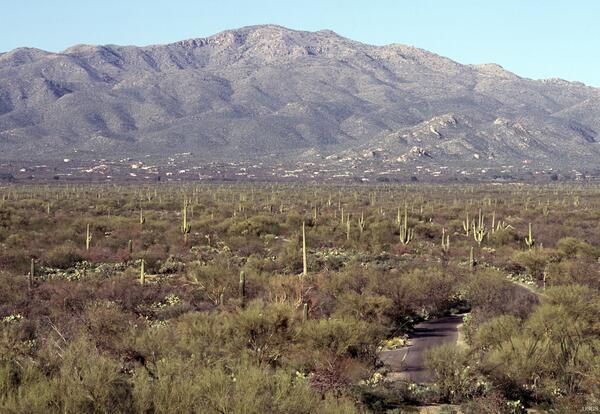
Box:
[379,314,464,383]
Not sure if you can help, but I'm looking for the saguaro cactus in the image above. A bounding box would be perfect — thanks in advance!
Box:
[239,271,246,299]
[302,302,309,322]
[399,205,414,245]
[181,200,191,243]
[542,204,550,217]
[85,224,92,251]
[302,222,308,276]
[441,228,450,252]
[524,223,535,249]
[29,258,35,291]
[128,239,133,255]
[358,212,365,235]
[462,212,470,236]
[346,218,351,241]
[473,209,487,246]
[140,259,145,285]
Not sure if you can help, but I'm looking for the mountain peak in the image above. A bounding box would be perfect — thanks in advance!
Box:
[471,63,520,79]
[0,47,51,66]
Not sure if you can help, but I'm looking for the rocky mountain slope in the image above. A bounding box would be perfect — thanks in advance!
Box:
[1,24,599,169]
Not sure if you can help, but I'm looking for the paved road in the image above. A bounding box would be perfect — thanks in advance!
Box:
[379,314,464,383]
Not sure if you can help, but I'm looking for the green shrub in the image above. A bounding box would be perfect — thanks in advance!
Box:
[300,316,382,361]
[44,243,85,269]
[425,344,480,404]
[472,315,520,351]
[132,358,359,414]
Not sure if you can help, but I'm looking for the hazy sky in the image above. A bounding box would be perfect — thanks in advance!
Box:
[2,0,599,86]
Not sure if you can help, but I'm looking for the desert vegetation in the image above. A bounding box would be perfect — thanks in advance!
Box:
[1,183,599,413]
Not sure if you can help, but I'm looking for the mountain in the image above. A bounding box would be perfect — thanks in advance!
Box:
[1,24,599,171]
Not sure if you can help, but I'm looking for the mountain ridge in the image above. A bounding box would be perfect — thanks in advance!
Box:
[1,24,599,171]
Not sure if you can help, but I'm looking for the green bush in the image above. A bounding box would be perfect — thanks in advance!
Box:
[300,316,382,361]
[425,344,480,404]
[44,243,85,269]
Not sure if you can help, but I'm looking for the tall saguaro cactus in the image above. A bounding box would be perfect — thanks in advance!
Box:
[139,209,146,228]
[358,212,365,235]
[140,259,145,285]
[399,205,414,245]
[85,224,92,251]
[239,271,246,299]
[29,258,35,291]
[462,212,470,236]
[441,228,450,252]
[473,209,487,246]
[302,221,308,276]
[469,246,475,269]
[346,218,351,241]
[524,223,535,249]
[181,199,191,243]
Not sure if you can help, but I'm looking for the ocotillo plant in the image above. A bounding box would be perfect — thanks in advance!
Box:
[85,224,92,251]
[302,222,308,276]
[525,223,535,249]
[140,259,145,285]
[399,205,414,245]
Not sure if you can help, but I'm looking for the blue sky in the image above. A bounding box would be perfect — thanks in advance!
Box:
[1,0,599,86]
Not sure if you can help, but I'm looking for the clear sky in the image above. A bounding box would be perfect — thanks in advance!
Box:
[1,0,599,86]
